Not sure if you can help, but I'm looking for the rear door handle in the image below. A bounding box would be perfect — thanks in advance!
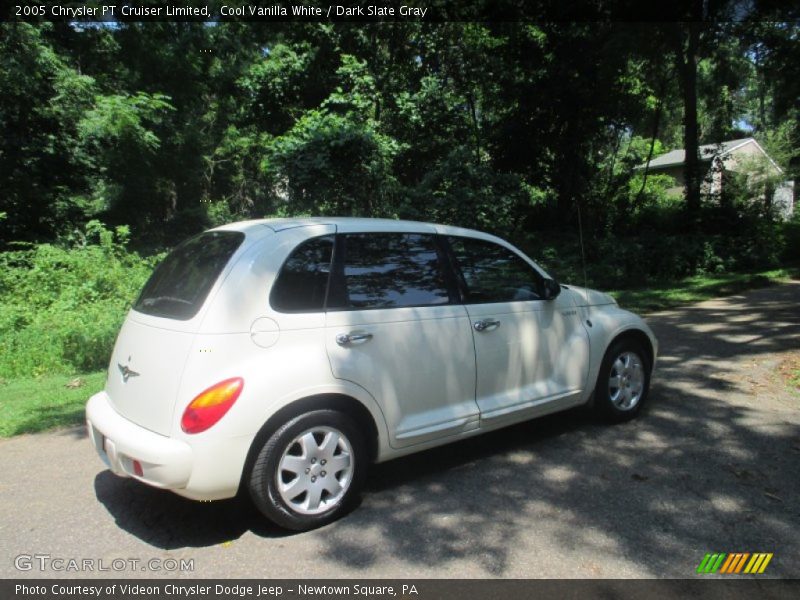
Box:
[473,319,501,332]
[336,331,373,346]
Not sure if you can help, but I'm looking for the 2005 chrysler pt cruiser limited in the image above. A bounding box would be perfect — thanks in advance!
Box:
[86,218,657,530]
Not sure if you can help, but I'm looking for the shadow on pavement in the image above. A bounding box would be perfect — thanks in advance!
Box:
[94,472,290,548]
[94,282,800,576]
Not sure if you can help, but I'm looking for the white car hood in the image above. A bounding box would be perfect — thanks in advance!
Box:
[565,285,617,307]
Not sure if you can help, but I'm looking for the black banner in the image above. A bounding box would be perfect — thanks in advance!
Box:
[4,579,800,600]
[3,0,799,23]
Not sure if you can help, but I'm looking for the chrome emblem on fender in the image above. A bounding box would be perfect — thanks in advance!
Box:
[118,357,140,383]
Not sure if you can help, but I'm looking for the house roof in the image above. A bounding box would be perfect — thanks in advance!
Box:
[645,138,756,169]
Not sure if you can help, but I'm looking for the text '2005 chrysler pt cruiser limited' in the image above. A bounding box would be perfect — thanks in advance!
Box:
[86,218,657,530]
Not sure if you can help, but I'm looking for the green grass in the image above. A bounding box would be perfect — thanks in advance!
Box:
[0,371,105,437]
[776,353,800,397]
[790,369,800,390]
[787,364,800,394]
[610,266,800,313]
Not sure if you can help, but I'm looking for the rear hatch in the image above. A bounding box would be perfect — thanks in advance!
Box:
[106,230,245,436]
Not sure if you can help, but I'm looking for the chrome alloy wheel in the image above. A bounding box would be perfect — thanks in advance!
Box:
[276,426,354,515]
[608,351,645,410]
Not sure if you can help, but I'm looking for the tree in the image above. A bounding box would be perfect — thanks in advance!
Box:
[672,18,703,217]
[0,23,95,243]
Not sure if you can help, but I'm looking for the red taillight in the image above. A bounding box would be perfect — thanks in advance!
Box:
[181,377,244,434]
[132,460,144,477]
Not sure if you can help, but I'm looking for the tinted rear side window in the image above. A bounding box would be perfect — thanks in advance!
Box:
[329,233,451,310]
[270,235,334,313]
[134,231,244,320]
[448,236,542,303]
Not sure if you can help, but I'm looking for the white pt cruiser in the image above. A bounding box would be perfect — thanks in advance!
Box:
[86,218,657,530]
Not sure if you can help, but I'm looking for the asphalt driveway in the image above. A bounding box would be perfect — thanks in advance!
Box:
[2,282,799,579]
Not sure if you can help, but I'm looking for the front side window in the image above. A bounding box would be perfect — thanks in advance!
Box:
[134,231,245,320]
[270,235,334,312]
[329,233,451,310]
[448,236,542,303]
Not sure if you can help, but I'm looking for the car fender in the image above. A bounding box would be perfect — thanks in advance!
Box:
[580,304,657,402]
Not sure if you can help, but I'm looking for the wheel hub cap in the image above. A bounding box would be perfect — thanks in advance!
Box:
[276,426,354,516]
[608,351,645,411]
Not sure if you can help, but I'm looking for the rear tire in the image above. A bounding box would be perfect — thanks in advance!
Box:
[594,339,651,423]
[248,409,366,531]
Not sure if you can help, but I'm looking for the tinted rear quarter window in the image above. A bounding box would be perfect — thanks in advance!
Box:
[134,231,244,320]
[270,235,334,312]
[329,233,451,310]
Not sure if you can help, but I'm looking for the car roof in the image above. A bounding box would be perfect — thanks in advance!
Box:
[211,217,500,241]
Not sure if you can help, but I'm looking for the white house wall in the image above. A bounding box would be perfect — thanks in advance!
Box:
[774,181,795,219]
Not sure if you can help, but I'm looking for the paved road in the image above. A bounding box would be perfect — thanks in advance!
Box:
[2,282,799,579]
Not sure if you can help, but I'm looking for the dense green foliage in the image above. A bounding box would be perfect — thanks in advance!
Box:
[1,15,798,380]
[0,222,160,378]
[2,19,797,244]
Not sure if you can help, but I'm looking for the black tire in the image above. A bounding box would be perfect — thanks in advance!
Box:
[248,409,366,531]
[594,339,651,423]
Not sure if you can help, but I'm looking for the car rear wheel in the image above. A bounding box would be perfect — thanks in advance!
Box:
[248,409,366,531]
[594,339,650,422]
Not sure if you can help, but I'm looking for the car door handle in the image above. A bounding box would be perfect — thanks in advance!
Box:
[473,319,501,332]
[336,331,373,346]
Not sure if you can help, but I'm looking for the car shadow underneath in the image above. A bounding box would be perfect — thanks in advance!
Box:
[93,471,292,548]
[92,407,592,550]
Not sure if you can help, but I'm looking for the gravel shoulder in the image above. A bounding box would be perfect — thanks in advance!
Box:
[1,282,798,579]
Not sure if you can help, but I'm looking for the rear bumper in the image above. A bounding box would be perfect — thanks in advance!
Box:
[86,391,250,501]
[86,391,192,490]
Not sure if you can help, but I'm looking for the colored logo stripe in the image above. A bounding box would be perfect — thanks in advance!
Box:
[745,553,773,574]
[720,553,749,573]
[696,553,773,574]
[697,553,726,573]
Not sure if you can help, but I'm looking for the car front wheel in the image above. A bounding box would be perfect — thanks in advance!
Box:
[248,409,366,531]
[595,339,651,422]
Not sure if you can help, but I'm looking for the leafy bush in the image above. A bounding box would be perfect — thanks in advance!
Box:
[404,147,529,236]
[0,221,160,378]
[265,109,400,217]
[782,204,800,261]
[517,200,789,290]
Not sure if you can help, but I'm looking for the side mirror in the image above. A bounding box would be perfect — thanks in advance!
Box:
[542,278,561,301]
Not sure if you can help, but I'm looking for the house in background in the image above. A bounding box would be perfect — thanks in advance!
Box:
[642,137,795,218]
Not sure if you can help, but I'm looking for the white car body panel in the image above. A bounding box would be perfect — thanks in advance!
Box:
[105,318,195,436]
[326,304,480,448]
[86,217,657,502]
[465,293,590,425]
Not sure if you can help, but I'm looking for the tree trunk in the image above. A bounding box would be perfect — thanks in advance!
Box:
[755,44,767,130]
[635,74,668,206]
[466,92,481,162]
[676,21,702,217]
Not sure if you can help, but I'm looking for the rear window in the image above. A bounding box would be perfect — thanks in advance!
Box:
[134,231,245,320]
